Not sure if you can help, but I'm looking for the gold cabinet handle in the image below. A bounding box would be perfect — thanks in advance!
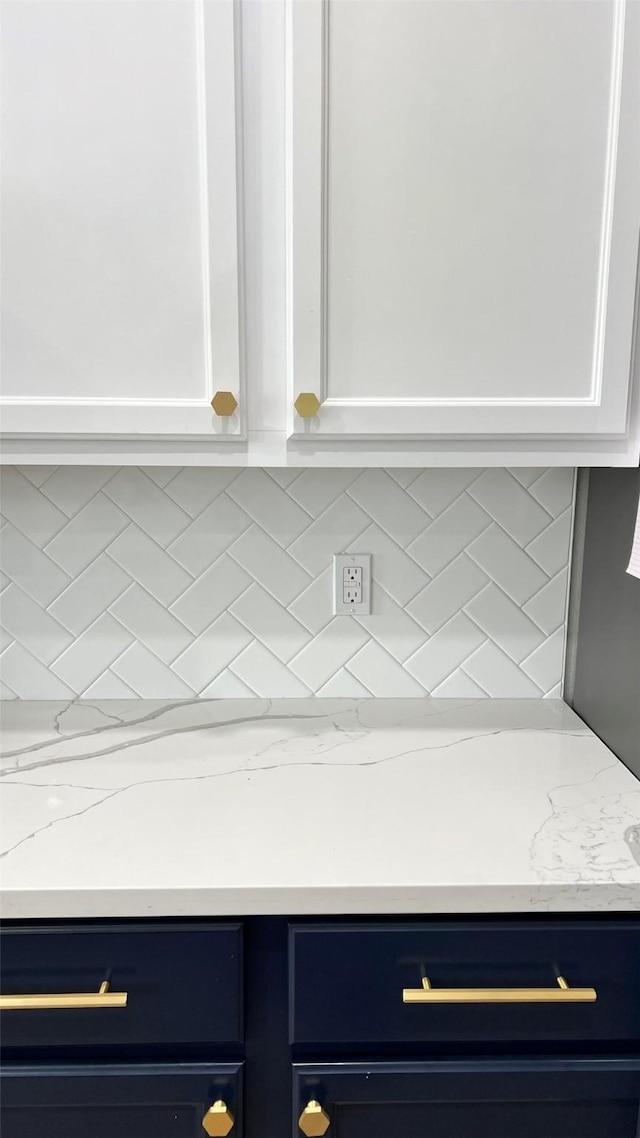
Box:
[294,392,321,419]
[403,974,597,1004]
[0,979,128,1011]
[298,1100,331,1136]
[211,391,238,416]
[202,1100,234,1137]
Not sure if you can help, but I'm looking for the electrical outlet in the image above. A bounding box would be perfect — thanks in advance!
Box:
[334,554,371,614]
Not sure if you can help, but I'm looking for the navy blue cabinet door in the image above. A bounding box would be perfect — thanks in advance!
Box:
[294,1059,640,1138]
[1,1062,242,1138]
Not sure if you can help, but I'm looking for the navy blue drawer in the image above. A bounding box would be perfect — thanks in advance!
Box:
[289,920,640,1050]
[0,922,243,1053]
[1,1061,242,1138]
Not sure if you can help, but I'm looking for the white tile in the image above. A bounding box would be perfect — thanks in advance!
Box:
[386,469,420,489]
[0,468,67,544]
[545,682,563,699]
[347,524,428,606]
[171,612,253,692]
[44,494,129,576]
[140,467,183,488]
[287,469,359,516]
[163,468,240,518]
[48,555,132,636]
[523,569,569,634]
[407,469,484,517]
[107,527,193,605]
[0,642,75,698]
[170,555,252,636]
[51,613,134,692]
[16,466,58,488]
[407,554,488,634]
[466,524,549,605]
[287,496,370,575]
[200,669,257,698]
[288,618,370,692]
[287,568,334,635]
[468,469,551,544]
[508,468,545,488]
[83,669,139,698]
[0,627,14,653]
[526,509,573,576]
[0,463,574,701]
[347,469,428,545]
[167,493,251,575]
[230,641,312,697]
[520,627,566,694]
[405,613,486,692]
[407,495,490,576]
[346,640,426,696]
[462,641,543,697]
[111,642,196,698]
[355,583,427,663]
[0,680,18,698]
[431,669,488,697]
[226,470,312,546]
[316,668,372,697]
[110,584,193,663]
[103,468,191,544]
[0,583,73,665]
[230,584,311,663]
[464,583,546,663]
[528,469,574,518]
[0,525,71,606]
[38,467,116,517]
[228,526,312,605]
[263,469,302,489]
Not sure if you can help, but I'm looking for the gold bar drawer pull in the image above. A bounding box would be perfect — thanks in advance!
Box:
[0,979,128,1011]
[403,974,597,1005]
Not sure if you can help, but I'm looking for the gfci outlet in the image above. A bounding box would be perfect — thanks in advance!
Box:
[333,553,372,615]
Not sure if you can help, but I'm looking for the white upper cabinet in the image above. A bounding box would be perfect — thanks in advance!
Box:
[1,0,242,439]
[287,0,640,444]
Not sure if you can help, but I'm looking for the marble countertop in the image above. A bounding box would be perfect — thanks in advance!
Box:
[1,698,640,918]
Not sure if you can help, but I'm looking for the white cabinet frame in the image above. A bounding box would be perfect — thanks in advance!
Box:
[1,0,244,440]
[286,0,640,442]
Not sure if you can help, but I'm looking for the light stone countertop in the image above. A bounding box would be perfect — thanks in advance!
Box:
[1,698,640,918]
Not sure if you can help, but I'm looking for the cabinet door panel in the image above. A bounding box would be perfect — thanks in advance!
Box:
[288,0,640,440]
[1,0,242,438]
[294,1060,640,1138]
[1,1062,242,1138]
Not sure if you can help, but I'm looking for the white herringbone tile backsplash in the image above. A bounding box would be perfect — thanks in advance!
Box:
[0,466,574,699]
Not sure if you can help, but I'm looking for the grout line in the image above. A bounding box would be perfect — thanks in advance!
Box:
[456,666,492,697]
[262,467,315,517]
[38,467,122,522]
[405,517,494,580]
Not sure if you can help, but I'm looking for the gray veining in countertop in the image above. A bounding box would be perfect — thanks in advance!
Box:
[1,698,639,917]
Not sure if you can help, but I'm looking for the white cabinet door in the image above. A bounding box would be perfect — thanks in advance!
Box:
[287,0,640,442]
[1,0,242,439]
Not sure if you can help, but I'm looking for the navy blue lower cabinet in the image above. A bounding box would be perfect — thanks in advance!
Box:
[1,1061,243,1138]
[293,1059,640,1138]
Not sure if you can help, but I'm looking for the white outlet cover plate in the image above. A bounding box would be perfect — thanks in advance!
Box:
[333,553,372,615]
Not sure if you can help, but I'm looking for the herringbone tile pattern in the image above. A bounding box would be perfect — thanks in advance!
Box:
[0,466,574,699]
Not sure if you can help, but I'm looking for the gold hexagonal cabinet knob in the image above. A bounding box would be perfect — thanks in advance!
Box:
[298,1100,331,1136]
[211,391,238,417]
[294,392,321,419]
[202,1100,235,1137]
